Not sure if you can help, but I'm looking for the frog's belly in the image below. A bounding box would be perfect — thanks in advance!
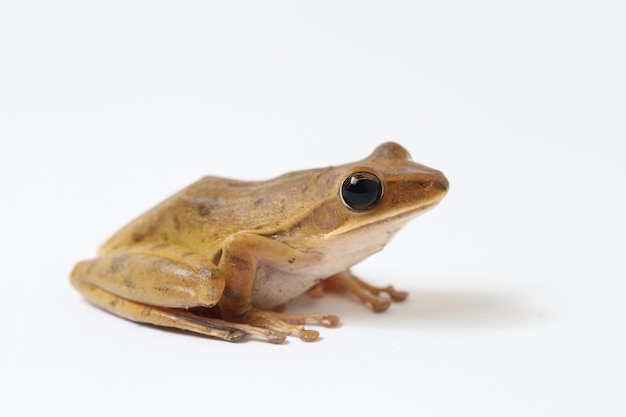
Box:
[250,215,414,309]
[251,266,321,310]
[250,237,389,309]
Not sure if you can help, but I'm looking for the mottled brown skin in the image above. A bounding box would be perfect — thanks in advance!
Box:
[70,142,449,343]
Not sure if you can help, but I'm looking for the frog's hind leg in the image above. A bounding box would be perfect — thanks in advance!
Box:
[70,247,284,342]
[71,243,340,343]
[72,280,249,342]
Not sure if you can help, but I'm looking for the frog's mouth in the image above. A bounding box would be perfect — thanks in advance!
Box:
[330,199,443,237]
[373,199,443,226]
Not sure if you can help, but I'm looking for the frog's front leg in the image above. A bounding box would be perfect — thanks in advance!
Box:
[308,270,408,312]
[216,233,339,342]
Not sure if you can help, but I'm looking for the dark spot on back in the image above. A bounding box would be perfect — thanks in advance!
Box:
[254,198,264,206]
[198,203,212,217]
[132,232,145,243]
[173,215,181,230]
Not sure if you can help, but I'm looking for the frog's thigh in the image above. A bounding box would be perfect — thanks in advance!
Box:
[70,246,224,309]
[72,282,245,341]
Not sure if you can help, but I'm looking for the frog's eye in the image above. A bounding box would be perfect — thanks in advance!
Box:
[341,172,383,211]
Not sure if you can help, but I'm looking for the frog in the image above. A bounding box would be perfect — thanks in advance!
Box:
[70,142,448,343]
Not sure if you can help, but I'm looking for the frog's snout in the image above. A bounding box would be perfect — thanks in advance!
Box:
[436,174,449,192]
[422,172,449,194]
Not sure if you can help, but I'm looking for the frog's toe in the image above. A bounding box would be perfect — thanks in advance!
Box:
[321,315,340,327]
[367,286,407,311]
[236,308,337,343]
[371,298,392,313]
[384,286,409,302]
[299,329,320,342]
[267,332,288,344]
[218,329,247,342]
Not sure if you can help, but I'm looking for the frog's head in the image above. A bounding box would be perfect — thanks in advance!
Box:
[266,142,448,272]
[304,142,448,246]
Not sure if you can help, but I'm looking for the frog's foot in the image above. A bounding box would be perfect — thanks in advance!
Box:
[231,308,340,343]
[168,307,339,344]
[311,271,408,312]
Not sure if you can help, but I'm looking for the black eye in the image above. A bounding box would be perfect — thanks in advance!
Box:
[341,172,383,211]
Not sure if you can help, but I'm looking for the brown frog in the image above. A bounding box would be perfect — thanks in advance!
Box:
[71,142,448,343]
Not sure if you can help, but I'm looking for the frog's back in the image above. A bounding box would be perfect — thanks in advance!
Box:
[99,170,335,256]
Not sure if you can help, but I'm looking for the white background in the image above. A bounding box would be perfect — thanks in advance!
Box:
[1,1,624,416]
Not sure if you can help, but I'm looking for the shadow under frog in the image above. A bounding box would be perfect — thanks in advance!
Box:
[289,278,539,329]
